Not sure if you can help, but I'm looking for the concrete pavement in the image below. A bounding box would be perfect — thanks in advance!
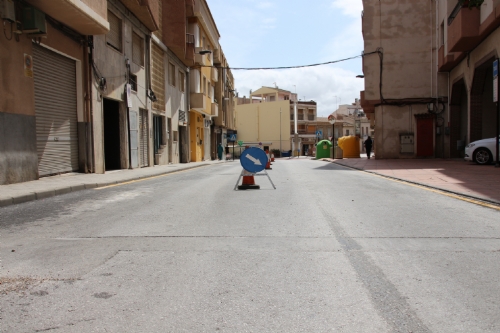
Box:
[2,156,499,208]
[0,160,225,208]
[326,156,500,205]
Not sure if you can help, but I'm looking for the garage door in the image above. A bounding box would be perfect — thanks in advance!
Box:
[33,44,79,176]
[139,109,149,167]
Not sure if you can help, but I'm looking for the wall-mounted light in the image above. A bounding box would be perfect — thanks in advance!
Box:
[197,50,212,55]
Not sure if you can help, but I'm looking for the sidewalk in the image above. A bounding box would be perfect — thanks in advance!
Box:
[326,155,500,205]
[0,160,225,208]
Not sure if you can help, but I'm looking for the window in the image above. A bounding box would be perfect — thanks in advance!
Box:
[203,76,207,95]
[346,129,350,136]
[129,74,137,91]
[168,62,176,87]
[132,32,144,66]
[107,11,122,52]
[179,71,185,92]
[440,21,445,46]
[173,131,178,142]
[269,96,276,101]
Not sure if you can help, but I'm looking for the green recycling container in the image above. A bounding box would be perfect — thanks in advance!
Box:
[315,140,333,159]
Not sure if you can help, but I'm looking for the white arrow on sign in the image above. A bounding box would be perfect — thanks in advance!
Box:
[246,154,262,165]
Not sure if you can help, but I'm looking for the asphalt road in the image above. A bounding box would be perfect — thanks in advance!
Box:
[1,159,499,332]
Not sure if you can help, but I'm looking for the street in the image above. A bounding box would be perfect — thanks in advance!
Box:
[1,158,499,332]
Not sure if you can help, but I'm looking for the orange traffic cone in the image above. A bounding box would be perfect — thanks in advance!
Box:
[238,172,260,190]
[265,150,272,170]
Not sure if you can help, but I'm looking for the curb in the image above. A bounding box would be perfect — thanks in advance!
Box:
[331,161,500,207]
[0,163,214,208]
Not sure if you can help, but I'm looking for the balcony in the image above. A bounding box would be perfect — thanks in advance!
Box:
[211,67,218,82]
[194,47,212,66]
[190,93,206,111]
[211,103,219,117]
[438,45,455,72]
[186,0,195,17]
[360,90,378,113]
[120,0,160,32]
[185,33,195,62]
[448,4,480,53]
[24,0,109,34]
[213,48,222,64]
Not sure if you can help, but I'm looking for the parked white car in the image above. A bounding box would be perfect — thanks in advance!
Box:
[464,136,500,165]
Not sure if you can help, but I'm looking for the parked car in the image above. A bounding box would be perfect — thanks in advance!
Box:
[464,136,500,165]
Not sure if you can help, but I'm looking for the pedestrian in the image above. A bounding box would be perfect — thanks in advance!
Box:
[217,143,224,160]
[364,136,373,159]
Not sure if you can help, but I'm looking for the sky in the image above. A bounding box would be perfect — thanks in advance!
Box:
[207,0,364,117]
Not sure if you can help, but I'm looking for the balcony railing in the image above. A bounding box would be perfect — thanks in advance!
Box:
[190,93,205,110]
[447,1,462,26]
[211,103,218,117]
[447,2,480,52]
[186,33,195,61]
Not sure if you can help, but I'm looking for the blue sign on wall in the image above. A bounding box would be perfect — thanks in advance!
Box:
[228,134,237,142]
[494,59,499,78]
[240,147,268,173]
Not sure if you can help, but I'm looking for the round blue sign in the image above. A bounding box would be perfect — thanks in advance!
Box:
[240,147,268,173]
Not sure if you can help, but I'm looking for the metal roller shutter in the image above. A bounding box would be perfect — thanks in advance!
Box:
[139,109,149,167]
[33,44,79,176]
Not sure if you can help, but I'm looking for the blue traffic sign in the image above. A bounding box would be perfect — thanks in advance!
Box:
[228,134,237,142]
[494,59,499,78]
[316,130,323,138]
[240,147,268,173]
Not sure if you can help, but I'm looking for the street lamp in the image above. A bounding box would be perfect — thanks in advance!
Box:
[328,115,336,159]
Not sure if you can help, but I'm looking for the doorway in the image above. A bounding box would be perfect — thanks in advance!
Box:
[103,99,121,170]
[416,115,434,157]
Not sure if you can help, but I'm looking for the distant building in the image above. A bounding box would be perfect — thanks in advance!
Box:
[235,87,320,155]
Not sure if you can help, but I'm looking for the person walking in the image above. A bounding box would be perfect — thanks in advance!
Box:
[217,143,224,160]
[364,136,373,159]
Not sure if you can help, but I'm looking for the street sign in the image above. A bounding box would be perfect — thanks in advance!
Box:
[240,147,267,173]
[237,140,243,146]
[228,134,237,142]
[316,130,323,138]
[494,59,498,78]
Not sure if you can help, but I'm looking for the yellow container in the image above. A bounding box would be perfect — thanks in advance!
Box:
[337,136,360,158]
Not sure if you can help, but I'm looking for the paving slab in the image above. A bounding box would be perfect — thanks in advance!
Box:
[0,161,226,208]
[326,157,500,204]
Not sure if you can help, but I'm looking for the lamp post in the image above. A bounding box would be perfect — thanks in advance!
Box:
[328,115,336,159]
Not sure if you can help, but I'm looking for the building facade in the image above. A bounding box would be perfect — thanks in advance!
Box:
[361,0,443,159]
[92,0,159,173]
[361,0,500,160]
[439,0,500,159]
[235,87,319,155]
[1,0,232,185]
[0,0,109,184]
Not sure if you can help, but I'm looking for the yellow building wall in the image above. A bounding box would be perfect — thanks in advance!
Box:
[189,112,204,161]
[235,100,291,151]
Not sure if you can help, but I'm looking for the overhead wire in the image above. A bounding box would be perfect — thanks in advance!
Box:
[198,51,379,71]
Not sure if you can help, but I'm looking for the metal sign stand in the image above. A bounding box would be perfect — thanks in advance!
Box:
[234,169,276,190]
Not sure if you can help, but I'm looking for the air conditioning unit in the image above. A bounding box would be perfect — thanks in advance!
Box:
[0,0,16,22]
[23,5,47,35]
